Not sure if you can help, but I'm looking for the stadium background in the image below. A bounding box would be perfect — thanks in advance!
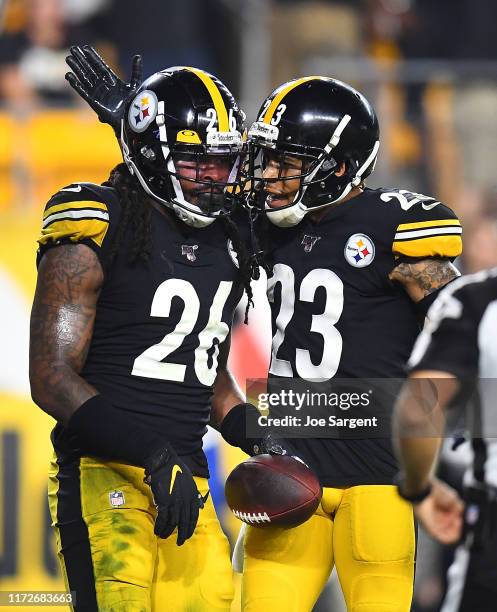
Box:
[1,1,497,610]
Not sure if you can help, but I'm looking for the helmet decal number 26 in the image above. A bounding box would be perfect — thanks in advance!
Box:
[131,279,232,386]
[206,108,218,133]
[268,263,344,380]
[206,108,238,132]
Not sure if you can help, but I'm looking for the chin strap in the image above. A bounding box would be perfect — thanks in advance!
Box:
[265,202,307,227]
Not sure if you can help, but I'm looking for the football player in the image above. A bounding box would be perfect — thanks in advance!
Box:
[30,47,256,611]
[221,77,464,611]
[394,267,497,611]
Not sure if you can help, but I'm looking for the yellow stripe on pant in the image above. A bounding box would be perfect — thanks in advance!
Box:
[48,454,234,611]
[242,485,415,612]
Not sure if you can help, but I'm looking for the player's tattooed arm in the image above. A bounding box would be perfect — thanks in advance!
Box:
[389,258,460,303]
[29,244,104,424]
[210,332,245,429]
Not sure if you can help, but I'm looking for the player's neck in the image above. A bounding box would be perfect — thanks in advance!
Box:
[308,185,363,223]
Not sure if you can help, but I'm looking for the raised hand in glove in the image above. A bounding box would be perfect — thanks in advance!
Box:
[144,445,206,545]
[65,45,142,134]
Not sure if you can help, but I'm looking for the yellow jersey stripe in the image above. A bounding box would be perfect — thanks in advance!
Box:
[396,218,461,232]
[263,76,323,124]
[393,235,462,259]
[43,209,109,230]
[394,227,462,241]
[186,67,229,132]
[44,200,107,220]
[38,218,109,248]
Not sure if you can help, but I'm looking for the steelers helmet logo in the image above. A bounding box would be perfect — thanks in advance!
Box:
[128,90,158,133]
[344,233,375,268]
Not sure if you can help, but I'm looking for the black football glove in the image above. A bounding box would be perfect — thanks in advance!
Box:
[220,403,307,463]
[65,45,142,135]
[144,445,206,545]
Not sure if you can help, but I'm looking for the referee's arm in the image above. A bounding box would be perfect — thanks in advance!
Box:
[392,371,459,498]
[393,279,479,497]
[392,280,480,544]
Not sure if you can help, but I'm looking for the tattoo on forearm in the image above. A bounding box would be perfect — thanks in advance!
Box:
[30,245,102,419]
[391,259,459,297]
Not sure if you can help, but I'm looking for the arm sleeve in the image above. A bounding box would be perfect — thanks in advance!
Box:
[392,201,462,261]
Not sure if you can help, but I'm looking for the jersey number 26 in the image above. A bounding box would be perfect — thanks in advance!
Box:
[131,279,232,386]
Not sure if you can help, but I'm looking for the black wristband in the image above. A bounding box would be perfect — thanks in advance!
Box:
[66,394,166,467]
[220,403,263,456]
[395,473,433,503]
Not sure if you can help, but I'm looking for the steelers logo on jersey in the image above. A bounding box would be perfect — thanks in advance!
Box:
[344,233,375,268]
[128,90,158,133]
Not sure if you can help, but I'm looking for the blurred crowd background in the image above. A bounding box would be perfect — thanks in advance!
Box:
[1,1,497,610]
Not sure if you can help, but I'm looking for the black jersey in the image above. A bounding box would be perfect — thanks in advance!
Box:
[38,182,243,476]
[265,187,462,486]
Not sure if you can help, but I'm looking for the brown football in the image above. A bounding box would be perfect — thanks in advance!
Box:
[225,454,322,528]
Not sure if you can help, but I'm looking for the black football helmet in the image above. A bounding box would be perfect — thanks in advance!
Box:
[246,76,380,227]
[120,66,246,227]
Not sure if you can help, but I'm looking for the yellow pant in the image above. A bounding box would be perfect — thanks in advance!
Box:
[242,485,415,612]
[48,455,234,611]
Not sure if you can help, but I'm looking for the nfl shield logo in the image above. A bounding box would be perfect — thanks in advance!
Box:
[301,235,321,253]
[109,490,125,508]
[465,503,479,526]
[181,244,198,262]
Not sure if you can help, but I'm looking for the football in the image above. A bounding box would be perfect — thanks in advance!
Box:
[225,454,322,528]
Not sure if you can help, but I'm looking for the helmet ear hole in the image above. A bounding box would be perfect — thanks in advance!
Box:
[320,158,337,173]
[331,160,347,177]
[140,145,156,161]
